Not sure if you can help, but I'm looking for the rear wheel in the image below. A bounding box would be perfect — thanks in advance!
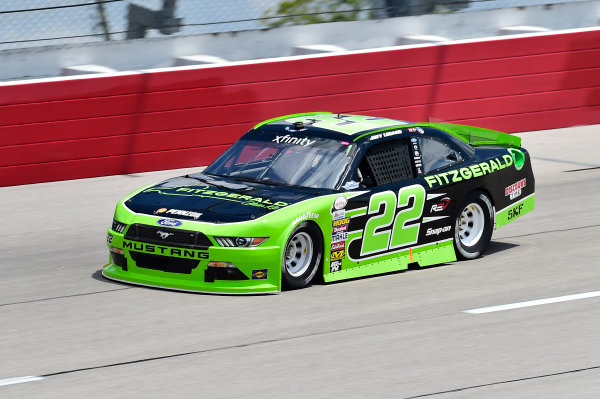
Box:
[454,191,494,260]
[282,222,322,289]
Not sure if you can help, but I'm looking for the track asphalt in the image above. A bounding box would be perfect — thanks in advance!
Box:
[1,124,599,398]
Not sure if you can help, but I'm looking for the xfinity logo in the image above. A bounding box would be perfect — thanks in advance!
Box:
[272,135,315,146]
[156,230,174,239]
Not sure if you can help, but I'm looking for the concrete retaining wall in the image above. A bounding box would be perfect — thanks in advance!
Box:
[1,28,599,186]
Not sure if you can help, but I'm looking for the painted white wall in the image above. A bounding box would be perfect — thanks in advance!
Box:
[1,1,599,81]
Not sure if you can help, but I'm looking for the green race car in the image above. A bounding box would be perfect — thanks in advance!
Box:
[103,112,534,294]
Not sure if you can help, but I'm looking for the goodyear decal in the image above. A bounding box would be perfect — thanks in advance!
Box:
[292,211,319,226]
[425,155,514,188]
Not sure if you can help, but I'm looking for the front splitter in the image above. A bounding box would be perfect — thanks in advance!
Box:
[102,265,279,295]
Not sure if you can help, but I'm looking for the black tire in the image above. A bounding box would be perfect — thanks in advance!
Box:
[454,191,494,260]
[281,222,322,289]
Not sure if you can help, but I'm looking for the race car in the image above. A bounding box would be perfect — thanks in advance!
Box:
[103,112,535,294]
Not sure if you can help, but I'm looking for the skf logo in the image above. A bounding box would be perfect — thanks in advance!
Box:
[251,269,268,280]
[431,197,451,212]
[508,204,524,220]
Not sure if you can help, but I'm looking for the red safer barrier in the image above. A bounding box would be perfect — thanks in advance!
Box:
[1,28,599,186]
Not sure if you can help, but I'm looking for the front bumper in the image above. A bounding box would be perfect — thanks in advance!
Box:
[103,229,282,294]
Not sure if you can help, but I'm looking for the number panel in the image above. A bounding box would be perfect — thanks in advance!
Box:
[390,185,425,249]
[350,185,427,261]
[360,191,396,256]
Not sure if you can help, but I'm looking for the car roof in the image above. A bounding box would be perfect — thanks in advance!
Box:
[252,112,414,142]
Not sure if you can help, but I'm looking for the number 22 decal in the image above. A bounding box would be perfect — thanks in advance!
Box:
[360,185,425,256]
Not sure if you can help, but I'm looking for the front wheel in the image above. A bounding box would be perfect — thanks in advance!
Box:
[454,191,494,260]
[282,222,322,289]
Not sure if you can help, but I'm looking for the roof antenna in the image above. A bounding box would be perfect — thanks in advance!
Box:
[293,121,304,131]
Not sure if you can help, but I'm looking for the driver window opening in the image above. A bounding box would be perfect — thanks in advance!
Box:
[357,139,414,187]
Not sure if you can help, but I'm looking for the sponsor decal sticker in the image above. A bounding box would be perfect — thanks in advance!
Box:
[331,250,345,260]
[272,135,315,146]
[332,210,346,220]
[331,241,345,251]
[163,209,202,219]
[251,269,268,280]
[343,181,360,190]
[333,218,350,227]
[426,226,451,236]
[430,197,451,212]
[408,127,424,134]
[505,178,526,200]
[333,224,348,233]
[334,196,348,210]
[424,155,514,188]
[508,203,524,220]
[106,233,113,245]
[155,208,168,214]
[157,219,182,227]
[331,232,349,243]
[329,260,342,272]
[292,211,319,226]
[145,186,289,211]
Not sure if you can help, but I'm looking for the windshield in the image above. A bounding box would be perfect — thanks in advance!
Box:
[205,136,354,189]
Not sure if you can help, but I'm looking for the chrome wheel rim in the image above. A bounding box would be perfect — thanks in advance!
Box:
[458,203,485,247]
[285,232,313,277]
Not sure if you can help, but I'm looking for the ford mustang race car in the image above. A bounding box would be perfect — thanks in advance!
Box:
[103,112,534,294]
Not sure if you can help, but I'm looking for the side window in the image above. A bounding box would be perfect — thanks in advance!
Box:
[357,139,414,187]
[418,137,463,174]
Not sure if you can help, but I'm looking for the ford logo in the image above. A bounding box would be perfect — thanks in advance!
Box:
[157,218,182,227]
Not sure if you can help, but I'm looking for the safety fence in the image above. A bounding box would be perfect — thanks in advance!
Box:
[0,28,599,186]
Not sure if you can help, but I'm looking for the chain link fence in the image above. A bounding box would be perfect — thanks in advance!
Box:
[0,0,585,51]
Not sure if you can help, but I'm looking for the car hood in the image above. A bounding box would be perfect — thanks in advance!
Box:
[124,175,317,223]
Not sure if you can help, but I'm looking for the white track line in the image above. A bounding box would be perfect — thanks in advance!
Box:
[0,376,45,387]
[465,291,600,314]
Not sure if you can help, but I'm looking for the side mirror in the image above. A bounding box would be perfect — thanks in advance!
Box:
[446,151,458,162]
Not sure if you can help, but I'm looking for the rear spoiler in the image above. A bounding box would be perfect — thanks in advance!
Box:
[429,123,521,148]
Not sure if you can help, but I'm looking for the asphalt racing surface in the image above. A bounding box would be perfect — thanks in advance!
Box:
[1,125,599,398]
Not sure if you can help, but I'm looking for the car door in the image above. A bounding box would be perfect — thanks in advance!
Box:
[327,131,469,277]
[337,137,426,270]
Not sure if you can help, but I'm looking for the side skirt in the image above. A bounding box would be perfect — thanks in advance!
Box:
[324,239,456,282]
